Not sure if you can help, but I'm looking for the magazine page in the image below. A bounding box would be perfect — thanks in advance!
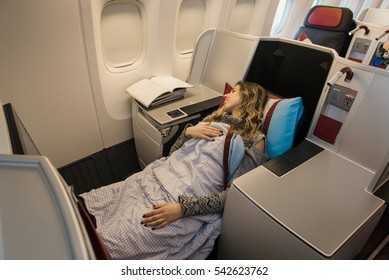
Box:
[126,79,169,108]
[151,76,193,93]
[126,77,192,108]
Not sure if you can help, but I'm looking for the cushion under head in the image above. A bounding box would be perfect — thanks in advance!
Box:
[303,5,354,32]
[262,96,304,159]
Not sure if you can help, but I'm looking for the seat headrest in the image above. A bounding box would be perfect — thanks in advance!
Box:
[303,5,353,33]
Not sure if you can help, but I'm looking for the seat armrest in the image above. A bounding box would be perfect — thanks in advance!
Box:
[263,140,324,176]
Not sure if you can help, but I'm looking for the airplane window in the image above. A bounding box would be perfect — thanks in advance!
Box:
[101,1,145,72]
[270,0,293,35]
[340,0,364,16]
[230,0,255,34]
[311,0,324,6]
[340,0,350,6]
[176,0,207,57]
[359,1,375,13]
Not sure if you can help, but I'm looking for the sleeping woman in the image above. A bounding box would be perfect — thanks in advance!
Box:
[79,81,269,259]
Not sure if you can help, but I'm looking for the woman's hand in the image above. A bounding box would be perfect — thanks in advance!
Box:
[185,123,223,141]
[141,202,183,230]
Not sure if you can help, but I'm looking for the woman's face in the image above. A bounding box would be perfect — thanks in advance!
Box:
[223,85,242,113]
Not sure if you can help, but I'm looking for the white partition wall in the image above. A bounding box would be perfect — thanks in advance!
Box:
[0,0,103,168]
[187,29,260,93]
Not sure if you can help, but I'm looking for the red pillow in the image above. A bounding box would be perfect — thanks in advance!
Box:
[218,82,233,109]
[297,32,312,43]
[307,7,342,27]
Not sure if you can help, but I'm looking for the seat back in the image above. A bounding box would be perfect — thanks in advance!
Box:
[294,5,355,57]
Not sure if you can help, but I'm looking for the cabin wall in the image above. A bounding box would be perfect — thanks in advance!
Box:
[0,0,103,168]
[0,0,281,168]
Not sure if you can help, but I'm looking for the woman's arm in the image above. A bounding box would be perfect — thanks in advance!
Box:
[141,190,228,230]
[169,122,223,155]
[179,190,229,217]
[141,190,228,229]
[185,122,223,140]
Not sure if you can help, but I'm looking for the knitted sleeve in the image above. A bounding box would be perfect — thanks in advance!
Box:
[178,189,229,217]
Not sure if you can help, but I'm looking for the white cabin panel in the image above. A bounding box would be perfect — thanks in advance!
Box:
[0,0,103,168]
[173,0,220,81]
[222,0,280,36]
[202,30,259,93]
[338,68,389,172]
[175,0,208,56]
[229,0,256,34]
[361,8,389,25]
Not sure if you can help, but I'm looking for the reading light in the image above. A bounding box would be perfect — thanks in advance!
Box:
[327,67,353,87]
[349,25,370,36]
[376,29,389,41]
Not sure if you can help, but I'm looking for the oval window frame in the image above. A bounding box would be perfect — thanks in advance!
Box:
[100,0,147,73]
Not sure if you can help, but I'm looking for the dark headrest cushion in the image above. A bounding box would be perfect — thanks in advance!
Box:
[304,5,353,32]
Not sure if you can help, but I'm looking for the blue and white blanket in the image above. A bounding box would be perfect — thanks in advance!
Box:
[80,122,244,259]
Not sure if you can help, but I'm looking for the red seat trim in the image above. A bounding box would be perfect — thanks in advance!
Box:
[308,7,342,27]
[262,100,281,136]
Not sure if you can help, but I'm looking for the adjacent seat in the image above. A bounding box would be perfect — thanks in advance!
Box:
[294,5,355,57]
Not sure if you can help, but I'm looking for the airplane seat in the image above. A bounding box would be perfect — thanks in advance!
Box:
[77,197,112,260]
[294,5,356,57]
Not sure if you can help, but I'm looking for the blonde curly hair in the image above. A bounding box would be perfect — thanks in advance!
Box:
[204,81,268,143]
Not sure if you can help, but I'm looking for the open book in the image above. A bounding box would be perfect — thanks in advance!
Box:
[126,76,193,108]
